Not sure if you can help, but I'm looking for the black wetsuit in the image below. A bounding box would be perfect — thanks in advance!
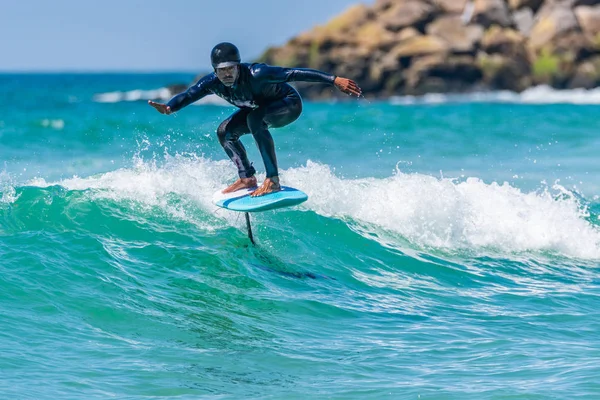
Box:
[167,63,336,178]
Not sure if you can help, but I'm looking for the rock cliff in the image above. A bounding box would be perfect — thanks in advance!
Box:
[256,0,600,98]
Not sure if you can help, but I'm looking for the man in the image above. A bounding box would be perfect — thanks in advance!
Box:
[149,42,362,196]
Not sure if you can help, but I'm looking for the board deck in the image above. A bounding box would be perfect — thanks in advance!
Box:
[213,186,308,212]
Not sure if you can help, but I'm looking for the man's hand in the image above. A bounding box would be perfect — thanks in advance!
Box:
[334,77,362,97]
[148,100,172,115]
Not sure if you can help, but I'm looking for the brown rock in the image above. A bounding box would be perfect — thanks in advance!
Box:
[286,4,372,51]
[479,27,531,91]
[513,8,534,36]
[472,0,513,28]
[397,27,421,42]
[575,5,600,39]
[568,56,600,88]
[331,61,369,82]
[383,72,406,95]
[405,54,483,94]
[373,0,395,12]
[477,52,531,91]
[367,50,403,91]
[365,50,406,95]
[434,0,469,14]
[390,35,449,59]
[529,2,580,51]
[262,45,311,68]
[551,31,594,61]
[370,50,400,81]
[256,0,600,98]
[380,0,437,32]
[574,0,600,7]
[508,0,544,12]
[355,20,397,50]
[530,46,580,88]
[327,45,371,63]
[312,27,348,48]
[481,26,527,56]
[426,15,484,53]
[290,31,319,47]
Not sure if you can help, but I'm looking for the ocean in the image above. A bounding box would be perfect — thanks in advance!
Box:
[1,73,599,399]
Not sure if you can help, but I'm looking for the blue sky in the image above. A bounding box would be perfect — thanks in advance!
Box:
[1,0,373,72]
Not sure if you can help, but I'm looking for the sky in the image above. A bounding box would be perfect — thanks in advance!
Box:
[1,0,374,72]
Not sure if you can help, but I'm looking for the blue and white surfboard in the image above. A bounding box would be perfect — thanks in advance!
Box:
[213,186,308,213]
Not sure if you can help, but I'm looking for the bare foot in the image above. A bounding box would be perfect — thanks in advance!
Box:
[250,177,281,197]
[222,176,257,193]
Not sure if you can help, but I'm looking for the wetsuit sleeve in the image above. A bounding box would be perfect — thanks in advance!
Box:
[251,64,336,85]
[166,74,216,112]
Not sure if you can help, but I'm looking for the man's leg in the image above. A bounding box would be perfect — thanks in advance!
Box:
[246,96,302,196]
[217,109,257,193]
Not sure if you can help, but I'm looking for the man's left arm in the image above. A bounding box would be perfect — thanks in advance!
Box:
[253,64,362,97]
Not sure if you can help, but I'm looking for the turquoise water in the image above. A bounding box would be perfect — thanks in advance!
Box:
[1,74,599,399]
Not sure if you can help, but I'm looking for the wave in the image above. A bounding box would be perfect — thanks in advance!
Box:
[287,162,600,260]
[93,88,230,106]
[2,157,599,260]
[390,85,600,105]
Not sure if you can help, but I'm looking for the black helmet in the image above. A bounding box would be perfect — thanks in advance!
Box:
[211,42,241,69]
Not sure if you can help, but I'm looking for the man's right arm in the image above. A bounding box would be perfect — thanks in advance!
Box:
[166,74,217,112]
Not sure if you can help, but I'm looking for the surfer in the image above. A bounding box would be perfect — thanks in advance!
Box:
[149,42,362,197]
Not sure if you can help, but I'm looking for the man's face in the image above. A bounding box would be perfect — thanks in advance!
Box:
[215,65,239,87]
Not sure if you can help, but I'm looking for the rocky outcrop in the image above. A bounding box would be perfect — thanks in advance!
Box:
[256,0,600,98]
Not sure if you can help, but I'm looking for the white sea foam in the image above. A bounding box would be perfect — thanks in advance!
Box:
[93,88,229,106]
[26,158,600,260]
[40,119,65,130]
[390,85,600,105]
[285,162,600,260]
[93,88,172,103]
[27,156,228,231]
[0,171,19,204]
